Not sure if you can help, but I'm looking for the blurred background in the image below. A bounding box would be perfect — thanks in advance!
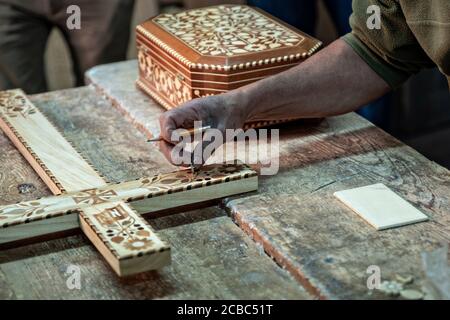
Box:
[3,0,450,169]
[45,0,339,90]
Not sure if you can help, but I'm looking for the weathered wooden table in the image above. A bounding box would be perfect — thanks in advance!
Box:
[0,60,449,299]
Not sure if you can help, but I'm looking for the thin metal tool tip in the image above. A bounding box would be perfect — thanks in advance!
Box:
[147,137,161,142]
[148,125,212,143]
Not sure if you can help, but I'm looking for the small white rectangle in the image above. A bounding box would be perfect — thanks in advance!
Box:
[334,183,429,230]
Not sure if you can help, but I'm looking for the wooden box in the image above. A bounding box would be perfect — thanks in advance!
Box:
[136,5,322,123]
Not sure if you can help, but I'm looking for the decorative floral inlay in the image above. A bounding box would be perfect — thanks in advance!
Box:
[93,204,153,251]
[0,201,47,223]
[138,49,192,106]
[140,173,192,193]
[0,91,36,118]
[139,163,249,192]
[73,189,118,205]
[153,5,304,57]
[0,163,254,228]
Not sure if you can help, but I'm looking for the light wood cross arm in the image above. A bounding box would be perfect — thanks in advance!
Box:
[0,89,258,276]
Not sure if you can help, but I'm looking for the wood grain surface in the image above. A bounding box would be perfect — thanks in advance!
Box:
[0,163,257,231]
[0,90,105,194]
[88,61,450,299]
[0,89,171,276]
[0,86,309,299]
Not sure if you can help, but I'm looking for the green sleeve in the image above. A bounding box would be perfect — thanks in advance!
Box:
[342,0,435,89]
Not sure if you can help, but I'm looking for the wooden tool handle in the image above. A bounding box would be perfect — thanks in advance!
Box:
[147,125,211,142]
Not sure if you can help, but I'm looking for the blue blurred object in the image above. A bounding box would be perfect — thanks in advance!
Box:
[248,0,391,129]
[248,0,317,34]
[248,0,352,35]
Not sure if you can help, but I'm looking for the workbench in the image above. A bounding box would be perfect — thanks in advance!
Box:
[0,60,449,299]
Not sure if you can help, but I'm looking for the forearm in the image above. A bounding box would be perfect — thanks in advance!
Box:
[230,39,390,122]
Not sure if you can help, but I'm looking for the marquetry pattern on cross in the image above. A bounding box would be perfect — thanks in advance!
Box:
[0,163,257,228]
[0,89,258,276]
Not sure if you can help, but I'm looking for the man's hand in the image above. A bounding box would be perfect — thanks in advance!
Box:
[158,39,390,165]
[158,92,248,165]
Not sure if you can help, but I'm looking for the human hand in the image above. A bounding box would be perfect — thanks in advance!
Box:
[158,92,249,166]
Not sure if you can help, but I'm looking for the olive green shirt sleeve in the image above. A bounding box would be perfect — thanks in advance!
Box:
[342,0,435,89]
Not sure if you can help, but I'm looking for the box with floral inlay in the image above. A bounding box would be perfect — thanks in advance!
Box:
[136,5,322,125]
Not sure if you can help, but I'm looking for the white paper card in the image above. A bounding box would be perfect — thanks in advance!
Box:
[334,183,429,230]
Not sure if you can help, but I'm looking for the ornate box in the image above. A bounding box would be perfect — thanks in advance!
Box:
[136,5,322,124]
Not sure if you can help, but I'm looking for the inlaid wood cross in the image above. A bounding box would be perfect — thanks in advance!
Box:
[0,89,258,276]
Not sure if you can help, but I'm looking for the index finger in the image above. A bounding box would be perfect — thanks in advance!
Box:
[159,110,178,144]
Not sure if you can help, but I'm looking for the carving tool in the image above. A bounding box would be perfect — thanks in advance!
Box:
[147,125,211,142]
[147,125,211,174]
[0,89,259,276]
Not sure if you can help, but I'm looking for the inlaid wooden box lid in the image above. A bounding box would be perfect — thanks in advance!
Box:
[136,5,322,115]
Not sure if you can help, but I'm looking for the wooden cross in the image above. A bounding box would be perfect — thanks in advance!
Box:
[0,89,258,276]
